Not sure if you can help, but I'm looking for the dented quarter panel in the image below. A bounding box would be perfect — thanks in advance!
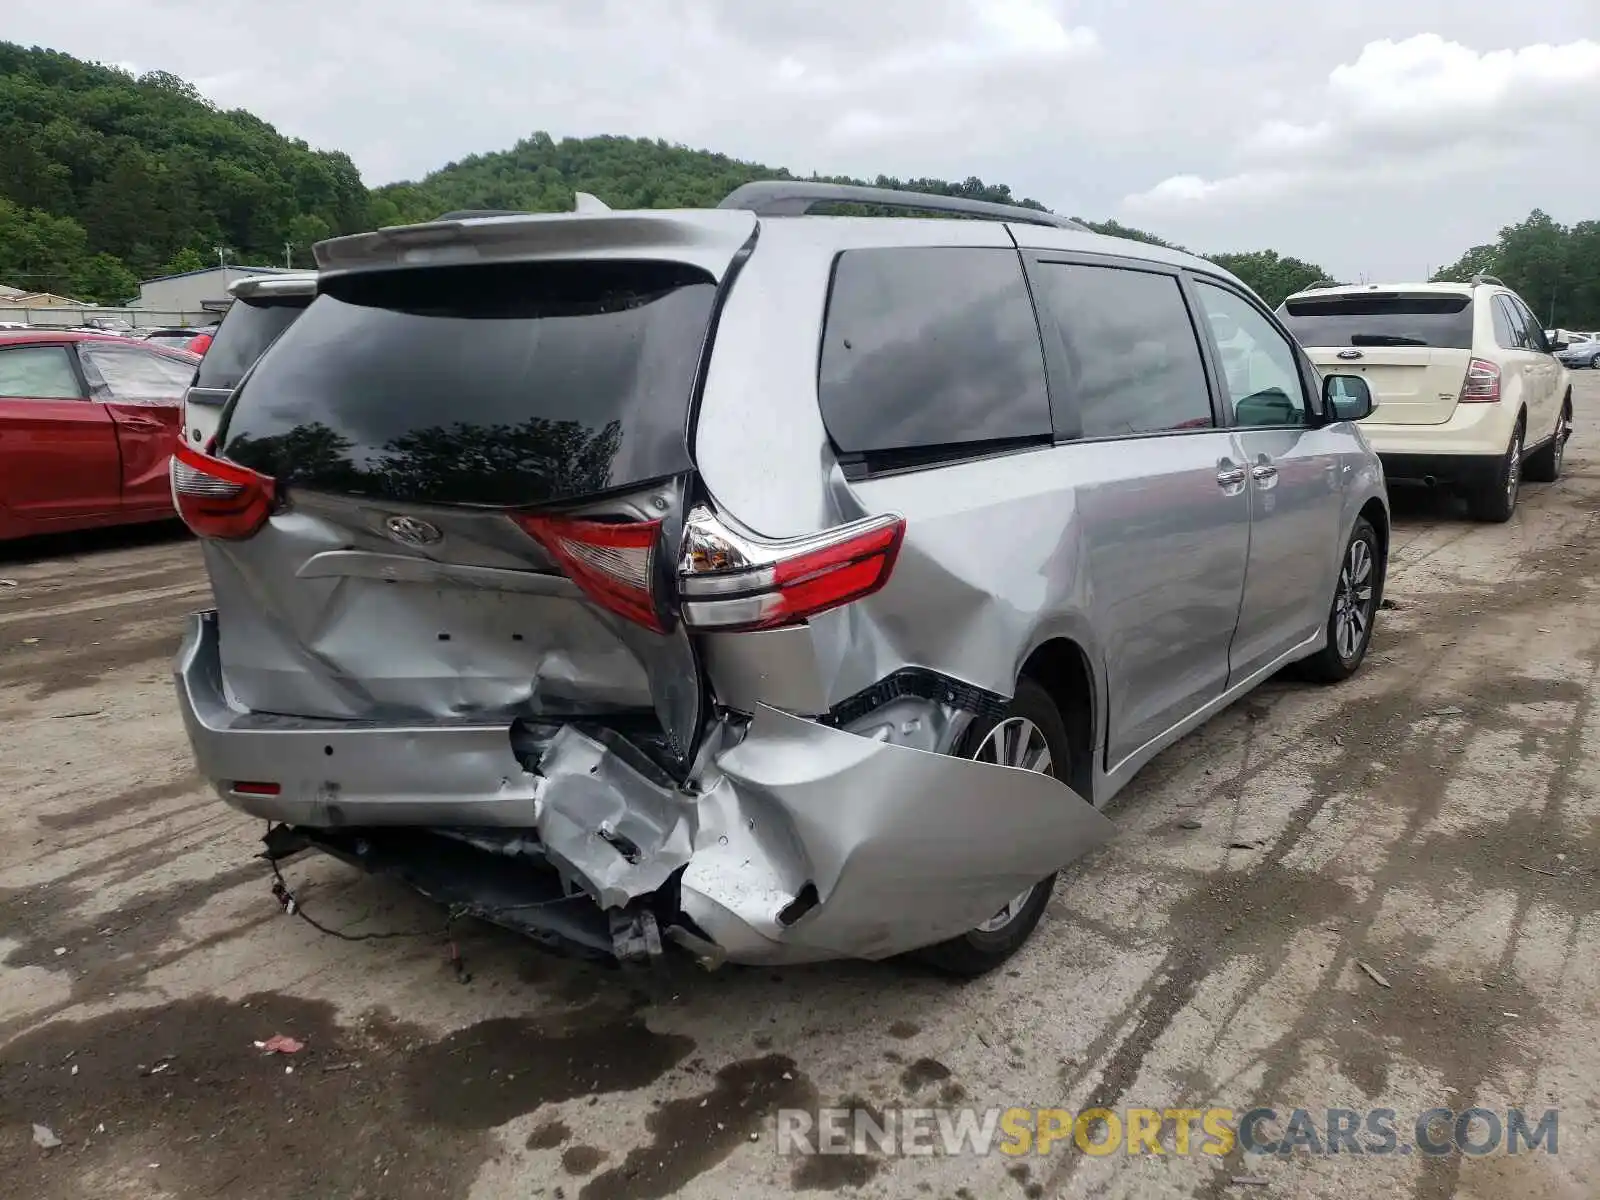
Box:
[681,704,1115,962]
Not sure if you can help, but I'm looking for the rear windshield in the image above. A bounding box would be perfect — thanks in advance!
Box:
[221,259,715,507]
[195,296,311,391]
[1277,293,1474,350]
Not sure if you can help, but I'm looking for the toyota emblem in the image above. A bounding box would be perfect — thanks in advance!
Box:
[383,515,443,546]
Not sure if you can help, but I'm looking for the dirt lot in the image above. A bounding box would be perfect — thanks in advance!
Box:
[3,375,1599,1200]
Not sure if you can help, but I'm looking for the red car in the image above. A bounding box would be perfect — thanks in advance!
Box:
[0,331,199,540]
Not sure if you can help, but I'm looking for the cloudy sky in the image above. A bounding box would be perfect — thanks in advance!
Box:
[7,0,1598,279]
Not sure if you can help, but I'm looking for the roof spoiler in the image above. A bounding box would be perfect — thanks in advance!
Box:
[717,181,1088,231]
[227,274,318,300]
[1470,273,1504,287]
[435,192,612,223]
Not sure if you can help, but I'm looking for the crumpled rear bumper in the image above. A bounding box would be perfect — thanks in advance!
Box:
[177,610,1114,964]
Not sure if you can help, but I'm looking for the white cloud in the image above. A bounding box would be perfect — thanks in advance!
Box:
[1126,34,1600,216]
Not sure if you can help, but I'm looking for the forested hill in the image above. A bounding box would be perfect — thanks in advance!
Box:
[1,43,1594,323]
[0,43,367,301]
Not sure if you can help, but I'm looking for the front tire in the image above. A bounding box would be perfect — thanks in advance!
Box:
[1466,420,1523,523]
[916,679,1072,977]
[1301,517,1382,683]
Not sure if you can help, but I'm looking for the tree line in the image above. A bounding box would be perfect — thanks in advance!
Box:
[1,42,1593,327]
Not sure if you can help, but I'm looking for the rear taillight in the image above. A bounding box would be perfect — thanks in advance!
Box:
[677,506,905,632]
[171,444,276,539]
[1459,358,1501,403]
[514,514,668,633]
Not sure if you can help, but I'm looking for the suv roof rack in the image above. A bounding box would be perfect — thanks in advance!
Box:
[1303,279,1342,290]
[1470,273,1504,287]
[717,181,1089,231]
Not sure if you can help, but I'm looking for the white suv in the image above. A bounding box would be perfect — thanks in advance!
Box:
[1279,276,1572,522]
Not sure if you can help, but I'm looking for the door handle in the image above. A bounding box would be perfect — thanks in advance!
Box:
[1251,464,1278,481]
[1216,466,1247,487]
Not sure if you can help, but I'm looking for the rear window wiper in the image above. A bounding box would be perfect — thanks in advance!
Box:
[1349,334,1429,347]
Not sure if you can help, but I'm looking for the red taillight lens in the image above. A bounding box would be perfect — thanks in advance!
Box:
[1459,358,1501,403]
[678,507,905,632]
[229,781,281,796]
[171,444,276,539]
[514,514,667,633]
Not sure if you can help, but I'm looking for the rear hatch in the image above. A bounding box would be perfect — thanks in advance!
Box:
[1278,291,1475,425]
[183,280,315,448]
[201,250,733,767]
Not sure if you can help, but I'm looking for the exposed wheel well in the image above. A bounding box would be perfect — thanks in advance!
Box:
[1020,639,1096,802]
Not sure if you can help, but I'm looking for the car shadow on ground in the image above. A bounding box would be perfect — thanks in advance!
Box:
[0,519,191,566]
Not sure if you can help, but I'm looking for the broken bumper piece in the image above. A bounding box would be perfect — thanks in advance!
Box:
[181,611,1114,965]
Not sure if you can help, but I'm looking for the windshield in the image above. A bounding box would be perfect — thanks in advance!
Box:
[195,297,310,391]
[1277,293,1474,350]
[221,259,717,508]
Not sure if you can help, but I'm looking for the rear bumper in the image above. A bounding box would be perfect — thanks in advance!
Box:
[1376,452,1505,488]
[175,610,1113,965]
[1359,401,1515,473]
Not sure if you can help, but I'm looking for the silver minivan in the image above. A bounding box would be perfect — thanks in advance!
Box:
[171,184,1388,974]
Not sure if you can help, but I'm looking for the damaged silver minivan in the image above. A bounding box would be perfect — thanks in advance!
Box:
[172,182,1389,974]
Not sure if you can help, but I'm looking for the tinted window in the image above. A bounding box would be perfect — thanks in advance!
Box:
[80,344,192,406]
[223,259,716,507]
[0,346,81,399]
[1278,293,1474,350]
[1512,297,1549,352]
[1196,282,1307,427]
[1029,263,1212,437]
[818,247,1050,456]
[196,297,310,391]
[1491,297,1519,349]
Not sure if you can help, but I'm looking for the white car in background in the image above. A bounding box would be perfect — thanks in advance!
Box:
[1279,276,1572,522]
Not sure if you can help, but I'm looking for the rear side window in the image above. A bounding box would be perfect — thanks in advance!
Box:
[818,247,1050,460]
[196,297,311,391]
[222,259,716,507]
[1029,263,1213,437]
[1278,293,1474,350]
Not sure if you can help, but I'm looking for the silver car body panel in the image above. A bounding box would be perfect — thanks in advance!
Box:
[177,206,1389,966]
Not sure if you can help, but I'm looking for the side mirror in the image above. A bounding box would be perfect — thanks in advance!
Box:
[1549,336,1569,352]
[1323,374,1373,422]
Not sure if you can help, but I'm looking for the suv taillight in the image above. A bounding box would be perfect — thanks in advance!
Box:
[1459,358,1501,403]
[170,444,276,539]
[677,506,905,632]
[514,514,669,633]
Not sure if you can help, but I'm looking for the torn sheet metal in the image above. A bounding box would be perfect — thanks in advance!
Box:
[679,703,1115,963]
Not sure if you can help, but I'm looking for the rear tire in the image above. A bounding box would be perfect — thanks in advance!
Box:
[1466,421,1522,523]
[1524,399,1571,484]
[915,678,1074,978]
[1301,517,1382,684]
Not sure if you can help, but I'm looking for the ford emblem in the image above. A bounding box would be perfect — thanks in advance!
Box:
[384,515,443,546]
[1337,349,1364,360]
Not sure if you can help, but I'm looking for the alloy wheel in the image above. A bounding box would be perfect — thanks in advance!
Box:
[971,716,1052,932]
[1334,536,1375,662]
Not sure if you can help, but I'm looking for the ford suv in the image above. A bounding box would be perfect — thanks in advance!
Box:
[171,183,1389,974]
[1278,277,1572,522]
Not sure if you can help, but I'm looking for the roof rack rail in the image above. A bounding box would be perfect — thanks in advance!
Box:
[1304,279,1342,290]
[1469,273,1504,287]
[717,181,1089,231]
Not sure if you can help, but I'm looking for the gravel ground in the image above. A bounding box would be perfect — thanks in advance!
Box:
[2,374,1598,1200]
